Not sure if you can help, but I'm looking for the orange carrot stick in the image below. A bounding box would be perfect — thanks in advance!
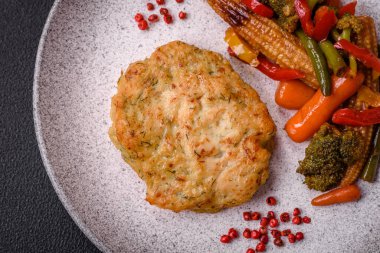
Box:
[285,72,364,142]
[311,185,361,206]
[275,80,316,110]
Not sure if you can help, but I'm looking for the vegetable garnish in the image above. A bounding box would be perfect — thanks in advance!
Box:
[296,30,331,96]
[275,80,315,110]
[312,6,338,41]
[326,0,341,8]
[297,123,362,191]
[307,0,320,10]
[242,0,274,18]
[357,86,380,107]
[224,27,259,66]
[335,39,380,73]
[332,107,380,126]
[338,1,357,18]
[319,40,346,75]
[294,0,314,37]
[285,73,364,143]
[340,29,358,77]
[225,28,306,81]
[361,127,380,182]
[311,184,361,206]
[256,55,306,81]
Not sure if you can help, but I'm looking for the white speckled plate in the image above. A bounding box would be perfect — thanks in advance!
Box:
[34,0,380,252]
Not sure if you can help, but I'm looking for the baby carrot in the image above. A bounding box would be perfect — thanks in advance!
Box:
[275,80,316,110]
[311,185,361,206]
[285,72,364,142]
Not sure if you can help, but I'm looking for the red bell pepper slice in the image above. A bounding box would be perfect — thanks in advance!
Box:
[335,39,380,73]
[338,1,357,17]
[326,0,341,8]
[256,55,306,81]
[227,47,237,57]
[312,6,338,41]
[294,0,314,37]
[332,107,380,126]
[242,0,274,18]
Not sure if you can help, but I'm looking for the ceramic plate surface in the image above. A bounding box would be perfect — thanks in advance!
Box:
[34,0,380,252]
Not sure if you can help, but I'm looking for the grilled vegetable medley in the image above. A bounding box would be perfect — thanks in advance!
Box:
[209,0,380,205]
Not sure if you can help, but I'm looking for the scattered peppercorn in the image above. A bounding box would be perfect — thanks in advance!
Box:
[288,233,296,243]
[252,212,261,220]
[260,217,269,227]
[292,216,302,225]
[138,20,149,30]
[243,228,252,239]
[271,230,281,238]
[178,11,187,19]
[147,3,155,11]
[256,242,266,252]
[220,235,232,243]
[163,14,173,24]
[156,0,165,5]
[296,232,304,241]
[176,0,184,3]
[302,216,311,224]
[148,14,159,23]
[281,229,291,237]
[274,238,284,247]
[246,248,255,253]
[260,234,269,244]
[134,13,144,22]
[280,212,290,222]
[228,228,238,239]
[293,208,301,216]
[251,230,261,239]
[159,8,169,15]
[218,198,312,249]
[267,211,275,219]
[269,218,279,228]
[243,211,252,221]
[259,227,268,235]
[266,196,277,206]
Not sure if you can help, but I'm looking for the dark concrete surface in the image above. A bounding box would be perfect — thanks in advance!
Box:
[0,1,100,252]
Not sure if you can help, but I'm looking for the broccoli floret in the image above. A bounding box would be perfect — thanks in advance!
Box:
[259,0,299,33]
[297,123,361,191]
[336,14,363,34]
[304,174,344,192]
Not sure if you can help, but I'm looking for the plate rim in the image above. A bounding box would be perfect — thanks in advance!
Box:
[33,1,109,252]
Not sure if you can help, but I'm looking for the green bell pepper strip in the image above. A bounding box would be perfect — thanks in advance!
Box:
[320,40,347,75]
[340,28,357,76]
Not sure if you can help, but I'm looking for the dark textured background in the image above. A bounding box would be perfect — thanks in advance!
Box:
[0,1,100,252]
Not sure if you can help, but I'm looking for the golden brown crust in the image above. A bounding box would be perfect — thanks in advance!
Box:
[109,41,276,212]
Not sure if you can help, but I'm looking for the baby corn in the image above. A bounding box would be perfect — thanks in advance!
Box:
[208,0,319,89]
[340,16,379,187]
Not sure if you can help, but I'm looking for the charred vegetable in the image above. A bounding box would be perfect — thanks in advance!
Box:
[297,124,362,192]
[208,0,319,88]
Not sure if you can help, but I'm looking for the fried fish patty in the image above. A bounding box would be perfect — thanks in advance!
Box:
[109,41,276,212]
